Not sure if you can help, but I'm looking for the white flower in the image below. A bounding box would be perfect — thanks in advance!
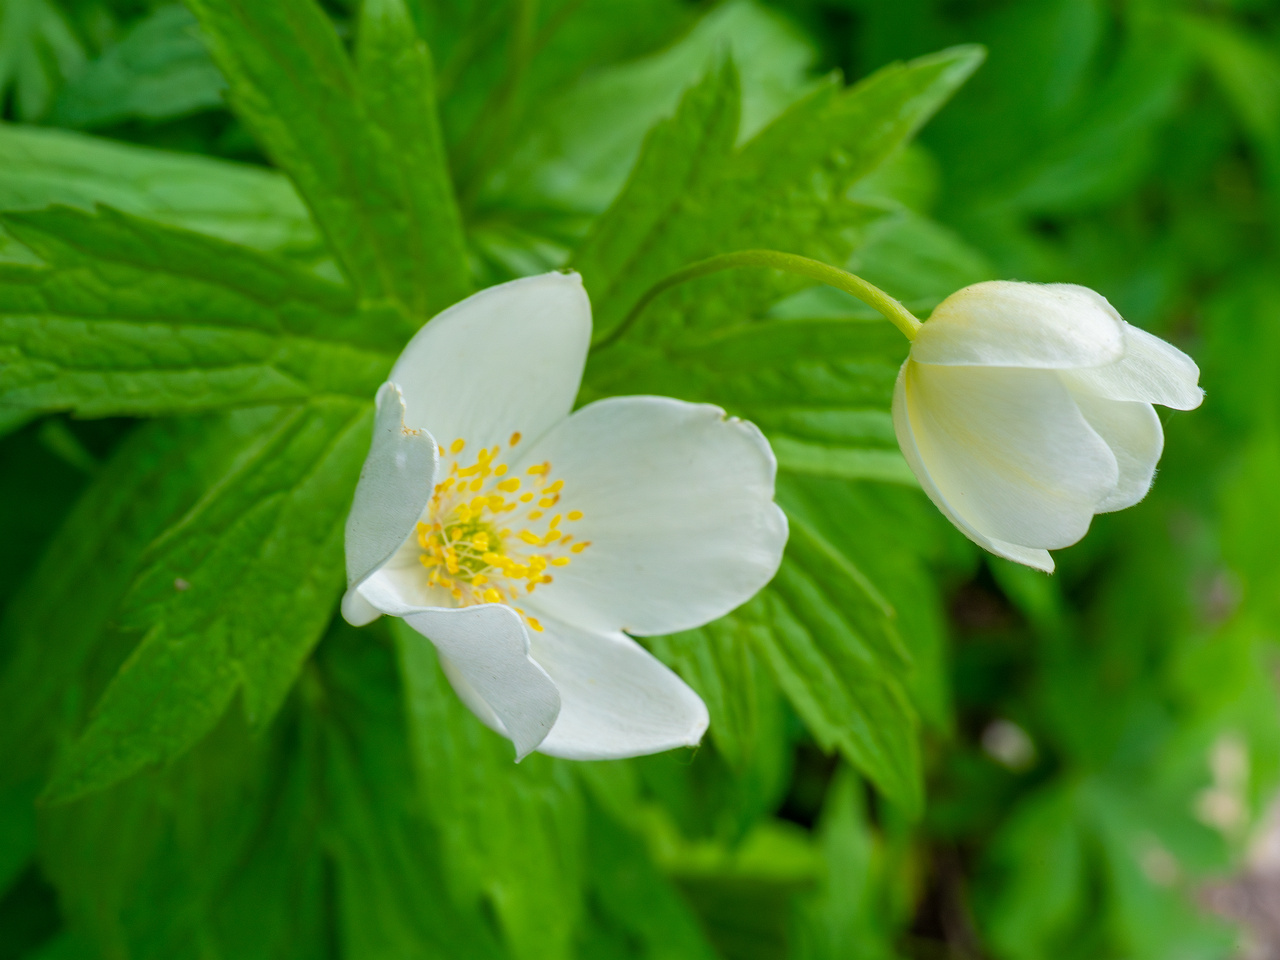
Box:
[341,272,788,760]
[892,281,1204,573]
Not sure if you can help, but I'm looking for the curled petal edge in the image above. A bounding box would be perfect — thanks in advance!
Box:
[342,382,439,612]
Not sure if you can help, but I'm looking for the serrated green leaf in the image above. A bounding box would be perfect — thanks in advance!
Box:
[575,44,985,338]
[394,620,584,960]
[44,396,370,802]
[186,0,470,320]
[745,515,922,813]
[0,206,397,417]
[571,60,741,331]
[479,0,815,221]
[577,46,983,487]
[46,5,226,129]
[0,411,281,882]
[0,123,319,255]
[648,620,786,775]
[586,308,912,483]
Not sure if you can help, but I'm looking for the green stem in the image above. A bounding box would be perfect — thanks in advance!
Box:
[593,250,922,350]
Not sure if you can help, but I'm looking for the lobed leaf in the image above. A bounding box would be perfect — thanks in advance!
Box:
[575,44,986,338]
[44,396,371,802]
[0,205,396,417]
[742,515,922,813]
[186,0,470,321]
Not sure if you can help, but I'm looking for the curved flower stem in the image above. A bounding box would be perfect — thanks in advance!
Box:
[592,249,922,350]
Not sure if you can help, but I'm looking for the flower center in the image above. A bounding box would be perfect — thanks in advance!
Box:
[417,433,589,632]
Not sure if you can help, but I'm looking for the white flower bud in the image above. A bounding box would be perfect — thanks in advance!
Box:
[893,281,1203,572]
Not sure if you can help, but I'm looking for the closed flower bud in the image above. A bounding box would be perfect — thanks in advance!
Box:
[892,281,1203,573]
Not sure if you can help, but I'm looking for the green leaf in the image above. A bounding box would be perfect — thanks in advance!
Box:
[44,396,370,802]
[186,0,470,319]
[34,619,508,959]
[394,620,585,960]
[577,46,984,484]
[0,412,281,877]
[478,0,816,220]
[574,44,986,337]
[0,0,85,121]
[0,123,319,254]
[745,514,922,813]
[586,309,912,484]
[40,700,329,960]
[46,5,226,129]
[580,797,721,960]
[0,206,397,417]
[319,621,507,960]
[793,767,903,960]
[647,620,787,775]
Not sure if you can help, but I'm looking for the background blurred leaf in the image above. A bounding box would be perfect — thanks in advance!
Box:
[0,0,85,121]
[0,124,319,255]
[46,5,226,130]
[396,622,584,960]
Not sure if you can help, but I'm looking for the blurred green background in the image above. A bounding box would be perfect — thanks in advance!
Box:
[1,0,1278,957]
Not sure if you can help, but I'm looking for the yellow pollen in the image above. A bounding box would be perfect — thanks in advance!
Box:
[567,511,583,521]
[571,542,590,553]
[510,432,522,446]
[420,435,582,634]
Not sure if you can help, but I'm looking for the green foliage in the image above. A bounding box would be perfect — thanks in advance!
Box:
[186,0,469,321]
[46,6,226,130]
[0,0,1273,957]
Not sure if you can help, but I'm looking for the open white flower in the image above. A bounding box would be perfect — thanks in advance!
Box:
[892,281,1203,573]
[342,272,788,760]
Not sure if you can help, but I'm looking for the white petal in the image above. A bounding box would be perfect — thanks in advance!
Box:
[341,589,382,627]
[515,396,789,637]
[1068,391,1163,513]
[390,272,591,452]
[529,615,708,760]
[1063,323,1204,410]
[912,281,1125,369]
[379,594,561,760]
[343,382,438,595]
[892,366,1055,572]
[899,360,1118,551]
